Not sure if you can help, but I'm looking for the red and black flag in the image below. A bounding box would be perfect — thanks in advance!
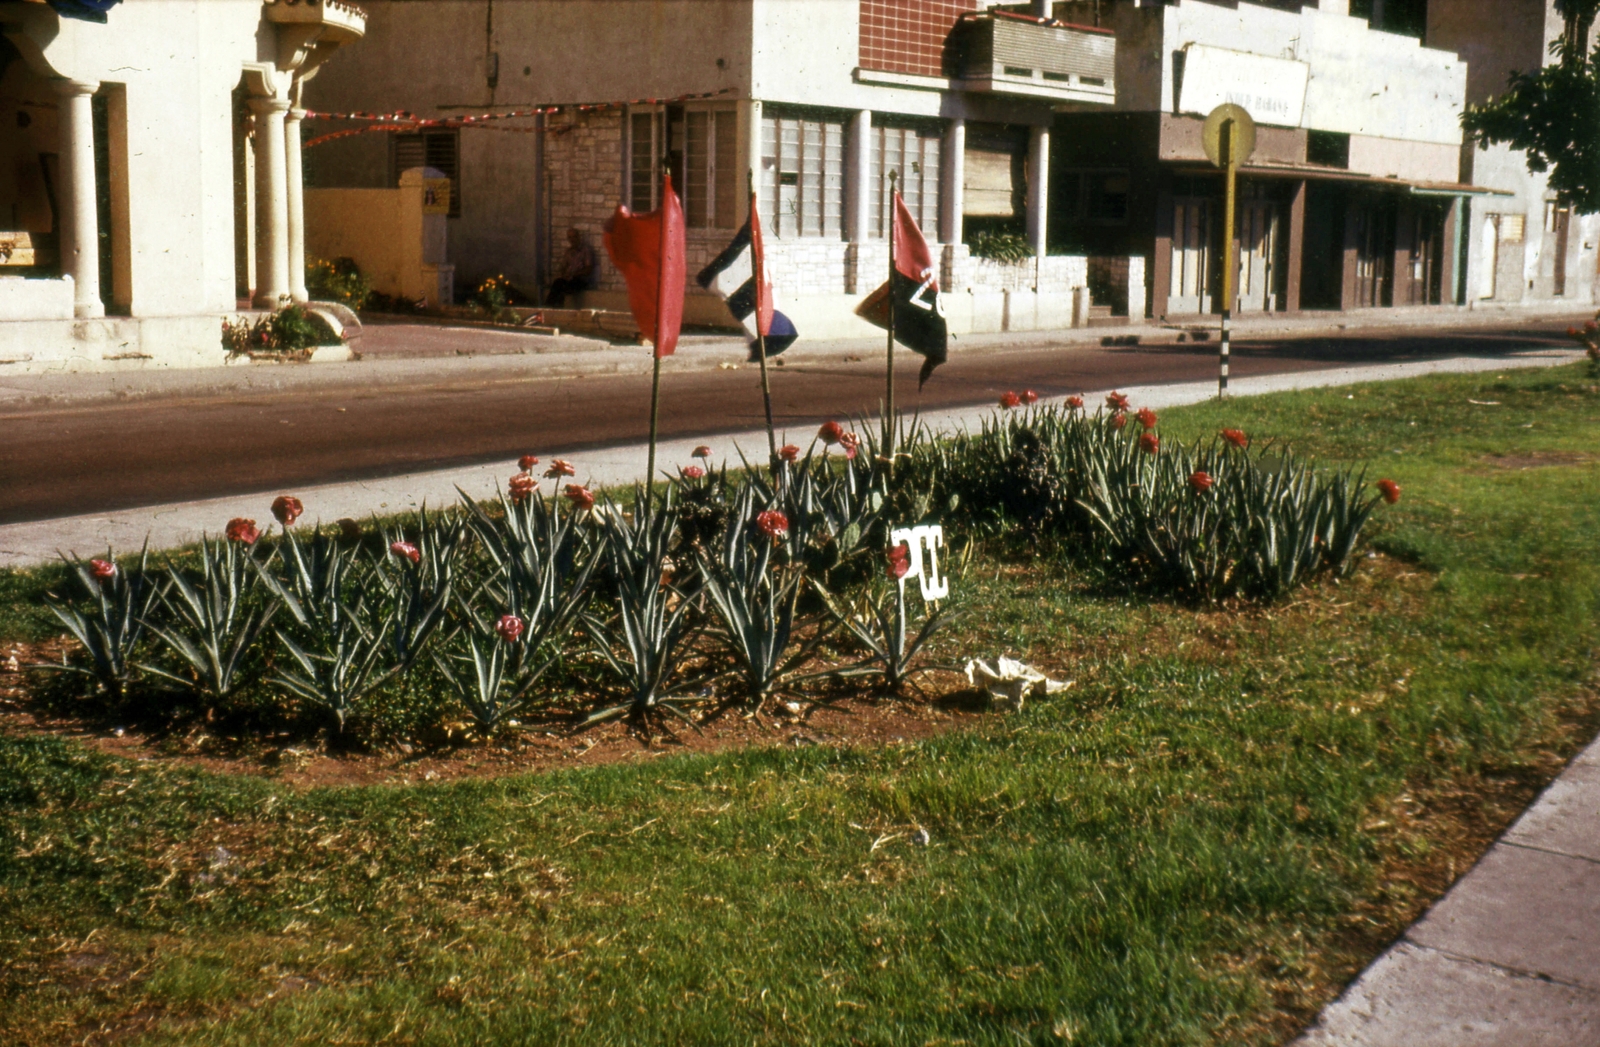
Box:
[604,171,687,358]
[855,193,948,386]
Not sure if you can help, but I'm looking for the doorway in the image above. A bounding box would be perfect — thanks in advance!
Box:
[1352,195,1396,308]
[1234,195,1280,312]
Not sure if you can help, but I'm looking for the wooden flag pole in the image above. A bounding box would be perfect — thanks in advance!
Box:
[646,159,669,490]
[749,172,778,472]
[884,170,898,468]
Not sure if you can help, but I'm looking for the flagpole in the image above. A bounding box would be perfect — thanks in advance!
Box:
[885,170,898,469]
[749,172,778,473]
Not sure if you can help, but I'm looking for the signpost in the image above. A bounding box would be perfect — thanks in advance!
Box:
[1202,103,1255,397]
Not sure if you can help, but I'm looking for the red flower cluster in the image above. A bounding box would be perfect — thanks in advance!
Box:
[495,614,524,644]
[1110,411,1128,430]
[89,558,117,583]
[1221,428,1250,449]
[225,518,260,544]
[692,445,713,459]
[509,473,536,503]
[1000,391,1022,410]
[837,431,860,459]
[518,454,539,471]
[564,484,596,511]
[680,465,705,480]
[544,459,576,478]
[818,420,845,444]
[1139,432,1160,455]
[755,509,788,538]
[389,541,420,564]
[271,495,303,527]
[887,542,911,579]
[1023,390,1039,405]
[1189,470,1213,493]
[1106,391,1130,411]
[1066,395,1084,410]
[1377,478,1402,504]
[1136,407,1158,430]
[779,444,800,463]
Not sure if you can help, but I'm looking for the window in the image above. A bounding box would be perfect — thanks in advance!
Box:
[759,108,845,239]
[629,106,738,230]
[870,118,941,239]
[1058,168,1130,225]
[391,130,460,217]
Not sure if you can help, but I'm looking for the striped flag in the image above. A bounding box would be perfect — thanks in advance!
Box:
[696,200,799,361]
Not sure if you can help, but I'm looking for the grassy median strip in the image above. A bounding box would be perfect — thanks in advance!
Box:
[2,365,1598,1046]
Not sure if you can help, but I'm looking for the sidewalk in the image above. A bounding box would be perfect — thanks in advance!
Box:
[1294,732,1600,1046]
[0,345,1579,570]
[0,304,1587,411]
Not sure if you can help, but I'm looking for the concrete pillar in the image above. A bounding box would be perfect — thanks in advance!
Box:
[1026,125,1050,257]
[846,109,872,241]
[1151,179,1174,320]
[249,94,292,309]
[56,79,103,319]
[940,117,965,245]
[1284,179,1306,312]
[738,99,762,226]
[285,105,308,303]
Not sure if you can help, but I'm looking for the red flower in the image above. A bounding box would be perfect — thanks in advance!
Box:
[1022,390,1039,405]
[1189,470,1213,493]
[837,431,860,459]
[564,484,596,511]
[1110,411,1128,430]
[225,518,260,544]
[681,465,705,480]
[1139,432,1160,455]
[1377,478,1402,505]
[692,445,713,459]
[389,541,420,564]
[779,444,800,462]
[1106,391,1130,411]
[89,558,117,583]
[544,458,576,478]
[518,454,539,472]
[818,420,846,444]
[1568,327,1582,337]
[271,495,303,527]
[887,542,911,579]
[1000,391,1022,409]
[495,614,524,644]
[508,473,536,503]
[755,509,788,538]
[1221,428,1250,449]
[1136,407,1158,430]
[1066,395,1084,410]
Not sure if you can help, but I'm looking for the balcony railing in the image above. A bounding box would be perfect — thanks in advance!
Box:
[947,11,1115,103]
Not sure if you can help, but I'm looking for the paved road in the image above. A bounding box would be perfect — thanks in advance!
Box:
[0,318,1577,524]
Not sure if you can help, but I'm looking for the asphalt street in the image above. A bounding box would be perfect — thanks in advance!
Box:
[0,317,1578,524]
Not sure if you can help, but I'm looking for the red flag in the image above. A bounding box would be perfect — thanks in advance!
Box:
[749,196,774,337]
[855,192,948,385]
[604,172,686,358]
[892,192,937,289]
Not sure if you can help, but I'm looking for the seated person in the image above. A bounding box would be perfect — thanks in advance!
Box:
[546,228,594,307]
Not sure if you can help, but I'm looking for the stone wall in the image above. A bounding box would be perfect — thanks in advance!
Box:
[545,110,626,295]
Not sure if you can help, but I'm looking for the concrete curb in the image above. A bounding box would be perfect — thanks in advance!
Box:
[0,347,1580,570]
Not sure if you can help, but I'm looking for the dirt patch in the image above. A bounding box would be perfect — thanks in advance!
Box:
[1480,450,1598,470]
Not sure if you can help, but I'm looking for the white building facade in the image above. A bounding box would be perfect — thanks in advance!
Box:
[0,0,364,371]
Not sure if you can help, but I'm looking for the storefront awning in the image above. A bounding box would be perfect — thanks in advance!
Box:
[1168,159,1514,196]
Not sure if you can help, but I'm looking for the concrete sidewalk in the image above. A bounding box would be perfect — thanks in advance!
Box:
[1295,732,1600,1046]
[0,346,1579,570]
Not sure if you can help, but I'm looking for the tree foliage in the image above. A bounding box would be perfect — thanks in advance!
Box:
[1462,0,1600,213]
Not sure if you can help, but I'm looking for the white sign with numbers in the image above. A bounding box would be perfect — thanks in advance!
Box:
[890,523,949,601]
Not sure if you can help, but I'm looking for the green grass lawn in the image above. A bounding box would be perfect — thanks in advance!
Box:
[2,365,1598,1046]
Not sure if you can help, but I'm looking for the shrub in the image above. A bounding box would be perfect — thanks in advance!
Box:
[42,545,162,700]
[221,305,342,355]
[305,256,372,311]
[967,230,1031,263]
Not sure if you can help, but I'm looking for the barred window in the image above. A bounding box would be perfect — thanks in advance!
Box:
[759,108,845,239]
[390,130,459,217]
[869,118,941,239]
[628,106,738,230]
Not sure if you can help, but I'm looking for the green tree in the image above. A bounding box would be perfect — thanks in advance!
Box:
[1462,0,1600,213]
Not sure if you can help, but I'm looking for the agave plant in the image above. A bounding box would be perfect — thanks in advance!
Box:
[43,544,163,699]
[433,603,529,734]
[141,534,280,703]
[372,505,466,670]
[264,528,395,732]
[583,488,701,722]
[822,545,954,694]
[697,484,833,708]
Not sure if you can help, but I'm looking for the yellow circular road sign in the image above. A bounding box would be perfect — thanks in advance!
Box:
[1202,103,1256,168]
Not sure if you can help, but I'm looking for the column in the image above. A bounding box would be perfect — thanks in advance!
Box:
[1284,179,1307,312]
[285,105,308,303]
[738,99,762,226]
[1150,177,1174,321]
[249,94,292,310]
[845,109,872,242]
[56,79,103,319]
[940,117,965,245]
[1026,125,1050,257]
